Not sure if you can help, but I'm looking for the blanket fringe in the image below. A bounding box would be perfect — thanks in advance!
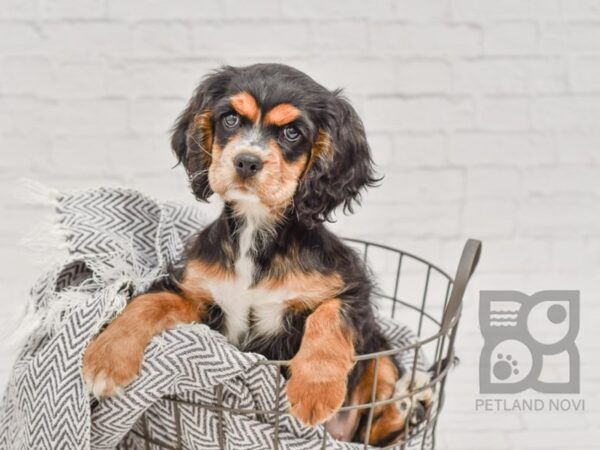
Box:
[17,178,60,208]
[17,179,69,263]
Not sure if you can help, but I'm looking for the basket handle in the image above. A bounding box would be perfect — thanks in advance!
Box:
[440,238,482,335]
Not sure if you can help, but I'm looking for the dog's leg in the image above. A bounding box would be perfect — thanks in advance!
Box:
[287,299,355,426]
[366,368,433,446]
[83,291,208,397]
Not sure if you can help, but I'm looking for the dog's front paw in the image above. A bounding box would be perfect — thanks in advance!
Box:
[82,331,145,398]
[287,373,347,427]
[395,369,434,427]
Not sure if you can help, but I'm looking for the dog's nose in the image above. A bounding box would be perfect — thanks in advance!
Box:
[234,153,263,179]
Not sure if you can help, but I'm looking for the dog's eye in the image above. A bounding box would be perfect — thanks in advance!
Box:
[282,125,301,142]
[222,113,240,129]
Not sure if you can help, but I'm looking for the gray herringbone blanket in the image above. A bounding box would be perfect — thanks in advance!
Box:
[0,187,430,450]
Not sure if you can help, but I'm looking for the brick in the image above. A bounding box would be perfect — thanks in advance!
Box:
[474,239,552,274]
[0,58,54,96]
[462,199,516,238]
[52,62,107,98]
[453,0,561,20]
[107,136,175,177]
[370,24,481,57]
[393,0,450,20]
[47,99,129,136]
[520,196,600,238]
[1,59,108,99]
[133,22,194,57]
[451,97,477,130]
[364,97,449,132]
[367,134,393,166]
[541,22,600,54]
[508,430,600,449]
[347,200,461,238]
[311,22,368,55]
[466,168,521,199]
[0,97,53,135]
[368,168,464,204]
[0,136,49,170]
[127,171,192,203]
[552,240,600,273]
[564,0,600,18]
[106,61,215,98]
[0,200,52,245]
[556,132,600,163]
[533,96,600,130]
[290,60,396,94]
[445,431,510,449]
[0,24,45,56]
[193,23,310,57]
[454,59,566,95]
[526,167,600,196]
[43,23,131,58]
[448,132,555,166]
[130,99,184,134]
[107,0,222,20]
[281,0,394,19]
[223,0,281,18]
[395,60,452,93]
[573,57,600,92]
[48,136,110,175]
[392,134,446,167]
[441,411,522,431]
[39,0,106,19]
[484,22,538,55]
[0,0,36,19]
[478,97,531,131]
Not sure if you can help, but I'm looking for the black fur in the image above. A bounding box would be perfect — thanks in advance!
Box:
[167,63,403,444]
[171,63,379,227]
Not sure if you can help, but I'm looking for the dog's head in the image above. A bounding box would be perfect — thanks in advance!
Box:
[171,64,377,227]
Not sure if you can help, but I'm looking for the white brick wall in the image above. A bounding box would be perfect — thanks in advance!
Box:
[0,1,599,448]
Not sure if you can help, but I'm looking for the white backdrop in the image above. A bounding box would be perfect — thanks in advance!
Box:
[1,1,599,448]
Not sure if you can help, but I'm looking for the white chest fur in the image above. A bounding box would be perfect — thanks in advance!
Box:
[204,205,295,345]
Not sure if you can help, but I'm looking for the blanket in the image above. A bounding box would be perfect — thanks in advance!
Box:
[0,187,432,450]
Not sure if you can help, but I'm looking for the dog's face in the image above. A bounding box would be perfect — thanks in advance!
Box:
[172,64,376,227]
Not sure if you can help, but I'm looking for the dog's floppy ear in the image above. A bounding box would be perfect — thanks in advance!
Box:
[171,67,235,201]
[294,91,378,227]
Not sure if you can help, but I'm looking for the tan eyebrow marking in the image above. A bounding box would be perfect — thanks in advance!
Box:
[230,91,260,122]
[264,103,301,126]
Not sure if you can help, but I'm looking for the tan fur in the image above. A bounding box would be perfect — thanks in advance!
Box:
[180,259,232,299]
[287,299,355,426]
[260,270,344,313]
[209,132,308,218]
[192,110,214,161]
[83,292,205,396]
[230,91,260,123]
[351,357,405,444]
[301,131,333,180]
[264,103,301,126]
[252,138,308,212]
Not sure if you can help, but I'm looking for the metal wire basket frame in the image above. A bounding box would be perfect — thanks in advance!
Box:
[130,238,482,450]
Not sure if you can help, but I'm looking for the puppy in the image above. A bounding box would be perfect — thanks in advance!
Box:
[83,64,431,445]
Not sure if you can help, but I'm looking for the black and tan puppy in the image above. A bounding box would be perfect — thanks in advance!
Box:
[83,64,431,445]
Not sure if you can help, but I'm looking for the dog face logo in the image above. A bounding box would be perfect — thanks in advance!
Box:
[479,290,580,394]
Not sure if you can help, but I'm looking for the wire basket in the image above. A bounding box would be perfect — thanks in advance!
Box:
[126,238,481,450]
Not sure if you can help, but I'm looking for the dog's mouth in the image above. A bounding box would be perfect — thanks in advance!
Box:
[222,183,261,204]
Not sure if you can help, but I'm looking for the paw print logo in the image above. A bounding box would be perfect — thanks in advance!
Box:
[479,291,579,394]
[493,354,519,380]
